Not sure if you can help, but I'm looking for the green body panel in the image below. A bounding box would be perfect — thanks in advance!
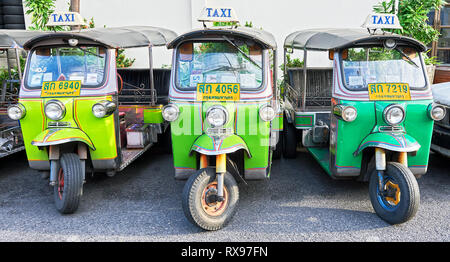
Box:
[331,99,434,176]
[235,102,270,171]
[170,101,271,174]
[19,99,48,162]
[32,128,95,150]
[19,96,118,167]
[402,100,434,168]
[332,101,375,171]
[170,102,203,171]
[144,106,164,124]
[295,112,315,129]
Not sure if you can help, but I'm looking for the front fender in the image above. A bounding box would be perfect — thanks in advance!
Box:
[190,134,251,158]
[31,128,95,150]
[354,132,420,156]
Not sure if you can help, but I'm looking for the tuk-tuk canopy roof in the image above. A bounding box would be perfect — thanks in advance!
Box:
[284,28,427,52]
[0,30,47,48]
[167,26,277,50]
[0,26,177,50]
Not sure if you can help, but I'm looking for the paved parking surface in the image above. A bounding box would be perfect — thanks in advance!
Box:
[0,148,448,242]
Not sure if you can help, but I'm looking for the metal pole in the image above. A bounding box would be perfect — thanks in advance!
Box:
[148,46,156,106]
[302,48,307,111]
[70,0,81,31]
[15,49,22,80]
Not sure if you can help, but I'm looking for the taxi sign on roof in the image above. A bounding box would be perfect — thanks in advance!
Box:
[198,7,239,23]
[46,11,87,27]
[362,13,403,31]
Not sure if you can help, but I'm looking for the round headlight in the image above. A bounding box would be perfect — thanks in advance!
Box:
[342,106,357,122]
[92,103,107,118]
[259,105,276,122]
[7,104,26,120]
[92,101,116,118]
[384,105,405,126]
[430,104,446,121]
[44,100,65,121]
[206,105,228,127]
[162,104,179,122]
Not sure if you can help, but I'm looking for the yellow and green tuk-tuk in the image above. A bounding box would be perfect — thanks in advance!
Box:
[162,7,282,230]
[282,20,446,224]
[7,25,177,213]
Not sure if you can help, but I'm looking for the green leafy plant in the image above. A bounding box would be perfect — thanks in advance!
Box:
[423,49,442,65]
[24,0,64,31]
[116,49,135,68]
[373,0,446,45]
[279,54,304,72]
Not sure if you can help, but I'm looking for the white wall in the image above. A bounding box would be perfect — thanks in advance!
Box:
[24,0,381,69]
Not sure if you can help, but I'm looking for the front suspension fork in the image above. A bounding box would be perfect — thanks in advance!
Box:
[216,154,226,202]
[375,148,408,193]
[199,153,227,202]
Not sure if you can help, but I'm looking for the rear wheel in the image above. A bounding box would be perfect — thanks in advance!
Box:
[182,168,239,231]
[369,162,420,224]
[54,153,84,214]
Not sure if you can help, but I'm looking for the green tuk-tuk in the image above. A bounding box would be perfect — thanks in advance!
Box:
[7,25,177,214]
[282,25,446,224]
[162,7,282,230]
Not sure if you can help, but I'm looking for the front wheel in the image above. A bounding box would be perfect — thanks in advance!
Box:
[182,168,239,231]
[54,153,84,214]
[369,162,420,224]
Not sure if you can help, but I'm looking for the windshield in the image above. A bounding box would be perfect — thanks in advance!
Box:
[342,47,426,90]
[26,46,107,89]
[176,41,263,90]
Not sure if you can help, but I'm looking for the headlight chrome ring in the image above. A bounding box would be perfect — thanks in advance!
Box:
[383,104,405,126]
[92,100,116,118]
[259,104,276,122]
[429,103,446,121]
[162,104,180,122]
[7,103,26,120]
[44,100,66,121]
[333,104,357,122]
[206,105,228,128]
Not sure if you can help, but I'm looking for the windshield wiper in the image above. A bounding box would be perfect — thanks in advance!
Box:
[76,47,103,58]
[395,47,419,68]
[222,36,262,69]
[204,65,240,73]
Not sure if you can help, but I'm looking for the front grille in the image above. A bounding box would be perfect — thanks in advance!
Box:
[48,122,71,128]
[379,126,403,132]
[206,127,233,136]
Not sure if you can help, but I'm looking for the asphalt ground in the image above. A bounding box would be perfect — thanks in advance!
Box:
[0,148,448,242]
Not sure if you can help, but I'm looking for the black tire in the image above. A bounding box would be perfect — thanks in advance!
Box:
[272,132,282,160]
[282,116,297,158]
[369,162,420,224]
[3,15,25,24]
[182,168,239,231]
[54,153,84,214]
[2,6,24,15]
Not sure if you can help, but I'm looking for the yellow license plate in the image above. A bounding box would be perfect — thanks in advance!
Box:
[197,83,240,101]
[368,83,411,101]
[41,81,82,97]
